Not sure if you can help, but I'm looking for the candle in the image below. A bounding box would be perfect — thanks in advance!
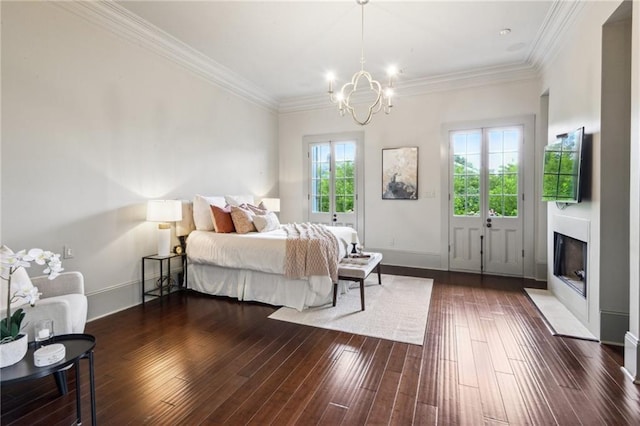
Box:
[351,232,358,244]
[38,328,50,339]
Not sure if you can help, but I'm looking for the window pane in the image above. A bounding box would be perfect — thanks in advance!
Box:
[488,153,503,174]
[467,196,480,216]
[488,174,502,193]
[488,131,503,152]
[454,195,466,216]
[504,196,518,217]
[467,175,480,194]
[488,195,503,216]
[467,133,481,154]
[452,134,467,154]
[453,175,466,196]
[466,154,480,173]
[335,144,345,162]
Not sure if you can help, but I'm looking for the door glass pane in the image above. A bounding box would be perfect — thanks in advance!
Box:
[334,142,356,213]
[486,128,520,217]
[451,130,482,216]
[311,144,330,213]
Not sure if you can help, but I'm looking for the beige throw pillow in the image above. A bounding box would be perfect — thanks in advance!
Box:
[253,212,281,233]
[230,205,256,234]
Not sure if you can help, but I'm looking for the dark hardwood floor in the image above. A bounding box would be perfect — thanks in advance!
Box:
[2,269,639,425]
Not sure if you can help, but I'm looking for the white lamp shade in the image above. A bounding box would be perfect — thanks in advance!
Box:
[146,200,183,222]
[147,200,182,256]
[261,198,281,213]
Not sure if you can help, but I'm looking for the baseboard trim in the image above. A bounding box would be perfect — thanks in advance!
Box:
[600,310,629,345]
[367,248,443,270]
[624,331,640,383]
[86,268,184,321]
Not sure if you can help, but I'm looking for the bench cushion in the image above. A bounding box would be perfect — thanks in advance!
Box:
[338,252,383,280]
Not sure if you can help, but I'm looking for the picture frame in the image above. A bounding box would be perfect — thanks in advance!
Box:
[382,147,418,200]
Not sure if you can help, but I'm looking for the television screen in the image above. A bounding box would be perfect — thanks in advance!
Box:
[542,127,584,203]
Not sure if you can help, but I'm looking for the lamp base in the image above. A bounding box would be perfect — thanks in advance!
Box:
[157,224,171,256]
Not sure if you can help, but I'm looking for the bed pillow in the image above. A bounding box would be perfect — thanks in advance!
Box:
[210,205,235,233]
[253,211,281,233]
[224,195,255,207]
[0,245,33,310]
[245,203,268,215]
[230,205,256,234]
[193,195,226,231]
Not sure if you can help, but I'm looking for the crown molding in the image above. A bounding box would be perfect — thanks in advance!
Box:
[54,1,278,111]
[279,62,539,114]
[526,0,587,72]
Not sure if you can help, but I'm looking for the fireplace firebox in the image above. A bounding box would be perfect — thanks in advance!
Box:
[553,232,587,297]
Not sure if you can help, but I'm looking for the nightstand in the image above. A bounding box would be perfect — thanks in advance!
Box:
[141,253,187,303]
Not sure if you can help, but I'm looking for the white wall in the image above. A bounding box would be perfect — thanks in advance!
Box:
[1,2,278,320]
[541,0,633,342]
[279,79,542,277]
[625,0,640,383]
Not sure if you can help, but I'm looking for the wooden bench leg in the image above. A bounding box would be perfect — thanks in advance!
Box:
[360,279,365,311]
[376,262,382,285]
[333,282,338,307]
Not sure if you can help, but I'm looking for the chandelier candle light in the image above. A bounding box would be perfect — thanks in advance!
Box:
[327,0,398,126]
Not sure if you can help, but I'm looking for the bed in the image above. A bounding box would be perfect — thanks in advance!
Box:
[183,195,354,311]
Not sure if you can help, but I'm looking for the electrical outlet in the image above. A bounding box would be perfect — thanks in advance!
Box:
[63,245,74,259]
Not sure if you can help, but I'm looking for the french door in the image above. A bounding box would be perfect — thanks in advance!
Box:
[449,126,524,276]
[308,140,358,229]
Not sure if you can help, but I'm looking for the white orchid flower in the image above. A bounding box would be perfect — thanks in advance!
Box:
[1,253,30,270]
[27,248,47,265]
[25,286,41,306]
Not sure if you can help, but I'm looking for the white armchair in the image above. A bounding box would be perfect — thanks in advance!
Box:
[19,271,88,341]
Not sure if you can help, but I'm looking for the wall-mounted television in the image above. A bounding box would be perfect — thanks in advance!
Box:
[542,127,585,203]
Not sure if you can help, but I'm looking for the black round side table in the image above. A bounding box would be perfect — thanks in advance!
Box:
[1,333,96,425]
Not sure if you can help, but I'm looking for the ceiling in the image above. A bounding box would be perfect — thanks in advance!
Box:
[115,1,564,107]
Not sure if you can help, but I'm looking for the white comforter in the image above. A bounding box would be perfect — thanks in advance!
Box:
[186,225,353,276]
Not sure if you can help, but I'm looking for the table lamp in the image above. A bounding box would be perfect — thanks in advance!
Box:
[261,198,280,213]
[146,200,183,256]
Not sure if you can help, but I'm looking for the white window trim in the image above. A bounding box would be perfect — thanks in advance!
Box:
[302,131,365,242]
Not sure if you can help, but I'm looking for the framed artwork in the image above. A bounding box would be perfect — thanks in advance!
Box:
[382,147,418,200]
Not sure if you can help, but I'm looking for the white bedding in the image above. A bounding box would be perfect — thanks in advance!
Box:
[187,226,351,273]
[186,225,354,310]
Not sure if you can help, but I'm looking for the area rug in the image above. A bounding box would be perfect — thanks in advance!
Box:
[268,274,433,345]
[524,288,597,341]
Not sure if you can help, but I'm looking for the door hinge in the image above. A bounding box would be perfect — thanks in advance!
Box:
[522,249,525,257]
[522,193,525,201]
[448,244,451,253]
[307,194,310,200]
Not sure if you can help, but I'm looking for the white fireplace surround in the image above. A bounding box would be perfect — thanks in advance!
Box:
[548,215,592,332]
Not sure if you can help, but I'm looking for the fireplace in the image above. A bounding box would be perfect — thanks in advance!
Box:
[553,232,587,298]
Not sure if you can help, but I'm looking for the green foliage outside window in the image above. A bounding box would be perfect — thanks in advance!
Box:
[311,159,355,213]
[453,155,519,217]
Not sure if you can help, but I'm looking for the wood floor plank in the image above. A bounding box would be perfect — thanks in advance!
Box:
[455,325,479,388]
[3,273,640,425]
[495,371,533,425]
[471,339,508,423]
[389,344,422,425]
[366,343,408,424]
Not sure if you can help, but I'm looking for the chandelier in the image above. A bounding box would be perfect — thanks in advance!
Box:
[327,0,398,126]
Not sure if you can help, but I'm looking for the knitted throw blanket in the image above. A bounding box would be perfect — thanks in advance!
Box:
[283,223,340,283]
